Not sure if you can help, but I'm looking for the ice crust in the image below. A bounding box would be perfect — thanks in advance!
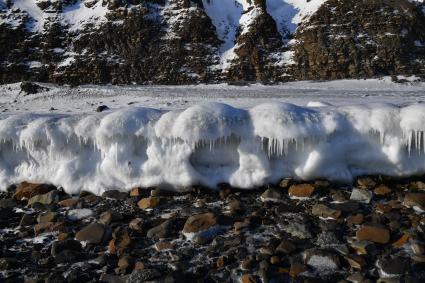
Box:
[1,102,425,194]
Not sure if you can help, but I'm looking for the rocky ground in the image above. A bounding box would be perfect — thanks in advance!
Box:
[1,177,425,282]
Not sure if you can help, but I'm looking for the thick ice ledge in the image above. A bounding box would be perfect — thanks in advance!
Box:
[1,102,425,194]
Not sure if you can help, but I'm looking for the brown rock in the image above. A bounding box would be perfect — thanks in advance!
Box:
[392,234,410,248]
[288,184,315,198]
[129,187,143,197]
[270,256,280,265]
[75,223,105,244]
[138,197,161,209]
[312,204,341,219]
[374,185,391,195]
[356,177,376,189]
[129,218,143,231]
[216,256,226,268]
[117,255,133,273]
[350,240,376,255]
[403,193,425,211]
[234,221,249,233]
[34,222,65,236]
[183,212,217,234]
[356,225,390,244]
[37,212,58,223]
[13,182,55,200]
[375,203,392,213]
[289,263,307,277]
[279,178,292,188]
[344,255,366,269]
[240,274,256,283]
[134,261,145,270]
[155,241,173,252]
[58,198,79,207]
[58,233,69,242]
[109,228,131,255]
[275,240,296,254]
[347,213,364,226]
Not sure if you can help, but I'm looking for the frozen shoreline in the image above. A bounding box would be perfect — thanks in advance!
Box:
[1,100,425,194]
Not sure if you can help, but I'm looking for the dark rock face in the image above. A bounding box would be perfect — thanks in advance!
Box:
[0,0,424,84]
[293,0,425,80]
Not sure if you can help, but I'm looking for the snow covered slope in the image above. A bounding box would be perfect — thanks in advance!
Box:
[266,0,324,37]
[1,0,424,83]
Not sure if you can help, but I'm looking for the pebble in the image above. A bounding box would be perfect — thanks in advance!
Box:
[356,177,376,189]
[182,212,217,234]
[403,193,425,211]
[312,203,341,219]
[260,188,282,202]
[356,225,390,244]
[350,188,373,203]
[288,184,315,198]
[138,197,161,209]
[2,175,425,281]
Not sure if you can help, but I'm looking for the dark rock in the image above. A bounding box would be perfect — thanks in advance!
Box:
[102,190,127,200]
[13,182,55,200]
[96,105,110,112]
[147,219,174,240]
[377,256,410,277]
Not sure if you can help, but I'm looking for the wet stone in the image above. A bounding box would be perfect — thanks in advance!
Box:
[13,182,55,200]
[27,190,60,206]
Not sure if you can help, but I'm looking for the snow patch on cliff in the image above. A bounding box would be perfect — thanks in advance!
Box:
[266,0,325,39]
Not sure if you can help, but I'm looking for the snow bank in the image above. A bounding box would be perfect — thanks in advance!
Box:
[1,102,425,194]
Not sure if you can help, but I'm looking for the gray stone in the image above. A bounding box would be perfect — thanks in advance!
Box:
[147,220,174,240]
[350,188,373,203]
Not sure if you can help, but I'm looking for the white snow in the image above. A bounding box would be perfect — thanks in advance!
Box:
[61,0,108,32]
[12,0,46,32]
[6,0,108,32]
[266,0,325,38]
[201,0,249,68]
[202,0,325,67]
[67,208,94,221]
[0,79,424,194]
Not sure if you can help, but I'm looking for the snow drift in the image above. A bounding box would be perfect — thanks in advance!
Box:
[1,102,425,194]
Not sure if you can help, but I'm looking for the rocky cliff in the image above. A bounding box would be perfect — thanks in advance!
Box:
[0,0,424,84]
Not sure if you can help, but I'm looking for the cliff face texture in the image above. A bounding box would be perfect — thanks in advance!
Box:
[0,0,424,84]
